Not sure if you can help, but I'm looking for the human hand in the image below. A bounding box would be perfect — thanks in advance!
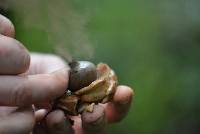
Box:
[31,54,134,134]
[0,14,69,134]
[0,14,134,134]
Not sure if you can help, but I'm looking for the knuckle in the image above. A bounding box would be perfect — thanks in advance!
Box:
[0,14,15,37]
[0,36,30,74]
[19,48,30,73]
[11,79,31,106]
[10,39,30,73]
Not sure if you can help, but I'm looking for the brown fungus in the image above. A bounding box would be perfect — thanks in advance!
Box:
[68,61,97,92]
[55,62,118,115]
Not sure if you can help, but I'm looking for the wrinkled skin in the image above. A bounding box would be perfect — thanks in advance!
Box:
[0,14,134,134]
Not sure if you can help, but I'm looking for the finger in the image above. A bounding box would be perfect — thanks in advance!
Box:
[46,110,74,134]
[0,35,30,74]
[0,106,34,134]
[33,109,48,134]
[81,105,107,134]
[105,85,134,123]
[0,68,69,106]
[0,14,15,37]
[35,109,48,122]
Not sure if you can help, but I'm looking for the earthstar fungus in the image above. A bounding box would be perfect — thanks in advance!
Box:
[54,61,118,115]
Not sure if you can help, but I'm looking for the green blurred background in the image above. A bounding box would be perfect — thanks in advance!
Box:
[2,0,200,133]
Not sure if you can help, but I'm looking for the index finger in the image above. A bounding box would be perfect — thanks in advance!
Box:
[0,68,69,106]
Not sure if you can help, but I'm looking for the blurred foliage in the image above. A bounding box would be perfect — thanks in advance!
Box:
[4,0,200,133]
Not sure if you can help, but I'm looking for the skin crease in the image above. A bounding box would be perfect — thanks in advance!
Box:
[0,14,134,134]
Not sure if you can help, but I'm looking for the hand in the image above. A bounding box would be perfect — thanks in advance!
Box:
[31,54,134,134]
[0,14,134,134]
[0,14,69,134]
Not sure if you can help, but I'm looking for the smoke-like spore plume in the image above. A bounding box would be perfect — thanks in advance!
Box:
[0,0,94,62]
